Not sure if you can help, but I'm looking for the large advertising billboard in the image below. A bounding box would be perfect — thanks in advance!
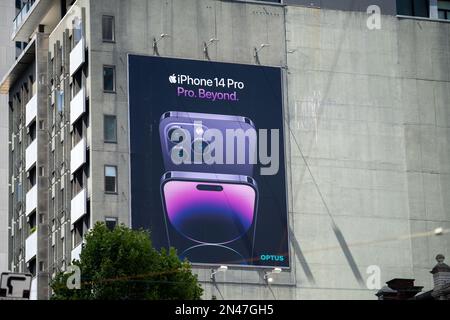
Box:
[128,55,289,268]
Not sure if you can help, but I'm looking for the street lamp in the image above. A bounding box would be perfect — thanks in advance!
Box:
[210,265,228,281]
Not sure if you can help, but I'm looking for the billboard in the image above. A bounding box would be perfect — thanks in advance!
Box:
[128,55,289,268]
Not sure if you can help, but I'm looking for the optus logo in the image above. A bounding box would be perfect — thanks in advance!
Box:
[260,254,285,262]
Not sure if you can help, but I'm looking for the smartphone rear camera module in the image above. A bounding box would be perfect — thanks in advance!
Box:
[171,145,189,162]
[192,138,210,155]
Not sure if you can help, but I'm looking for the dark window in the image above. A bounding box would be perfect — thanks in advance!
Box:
[104,115,117,143]
[71,169,84,197]
[28,258,36,277]
[29,166,36,188]
[73,219,83,247]
[102,16,115,42]
[28,121,36,143]
[72,118,83,147]
[73,69,82,97]
[438,6,450,19]
[397,0,430,17]
[29,212,36,231]
[105,217,118,230]
[103,65,115,92]
[105,166,117,193]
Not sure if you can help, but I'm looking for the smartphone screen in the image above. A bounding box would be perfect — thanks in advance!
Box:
[162,180,257,245]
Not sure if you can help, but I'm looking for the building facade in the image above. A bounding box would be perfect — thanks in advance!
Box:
[0,0,449,300]
[0,1,15,274]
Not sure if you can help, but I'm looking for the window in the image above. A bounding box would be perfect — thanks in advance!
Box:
[71,169,84,197]
[73,16,83,45]
[438,1,450,19]
[72,118,83,147]
[29,212,37,232]
[103,65,116,92]
[73,69,82,97]
[104,115,117,143]
[56,90,64,114]
[29,166,36,188]
[28,258,36,277]
[397,0,430,17]
[72,219,83,247]
[105,217,118,230]
[102,15,115,42]
[105,166,117,193]
[28,121,36,144]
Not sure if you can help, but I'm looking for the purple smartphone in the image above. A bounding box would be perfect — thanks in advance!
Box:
[159,111,257,176]
[160,171,258,264]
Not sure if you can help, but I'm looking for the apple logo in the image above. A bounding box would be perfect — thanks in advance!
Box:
[169,74,177,84]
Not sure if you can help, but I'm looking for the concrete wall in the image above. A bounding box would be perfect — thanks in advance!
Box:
[286,7,450,299]
[284,0,397,15]
[34,0,450,299]
[398,17,450,293]
[0,1,15,273]
[88,0,291,299]
[84,0,450,300]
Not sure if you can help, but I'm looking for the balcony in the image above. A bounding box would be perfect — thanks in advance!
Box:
[13,0,37,34]
[26,185,38,216]
[25,94,37,127]
[25,139,37,172]
[70,138,86,174]
[70,88,86,125]
[30,278,37,300]
[71,242,83,262]
[25,230,37,262]
[70,37,85,76]
[71,189,86,224]
[0,39,35,95]
[12,0,58,42]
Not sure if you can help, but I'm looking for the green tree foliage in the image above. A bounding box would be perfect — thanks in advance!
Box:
[50,222,203,300]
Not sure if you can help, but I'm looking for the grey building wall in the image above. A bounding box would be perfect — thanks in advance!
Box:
[87,0,291,300]
[284,0,397,15]
[4,0,449,299]
[399,17,450,293]
[79,0,450,299]
[285,6,450,298]
[0,0,15,273]
[85,0,450,299]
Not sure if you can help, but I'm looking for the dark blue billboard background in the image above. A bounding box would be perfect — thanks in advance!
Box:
[128,55,289,268]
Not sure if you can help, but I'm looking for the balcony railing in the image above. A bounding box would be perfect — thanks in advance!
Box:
[25,94,37,127]
[70,138,86,174]
[25,139,37,172]
[71,188,87,224]
[26,184,38,216]
[70,88,85,126]
[25,229,37,262]
[13,0,37,33]
[70,37,85,76]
